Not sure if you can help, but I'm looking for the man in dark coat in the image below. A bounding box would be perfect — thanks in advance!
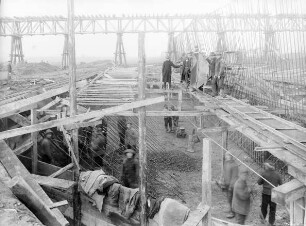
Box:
[162,55,180,89]
[223,152,239,219]
[121,149,139,188]
[181,52,192,84]
[39,129,63,166]
[232,166,252,225]
[258,161,282,226]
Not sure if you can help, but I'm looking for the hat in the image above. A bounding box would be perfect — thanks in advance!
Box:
[264,161,275,170]
[45,129,53,134]
[124,149,136,155]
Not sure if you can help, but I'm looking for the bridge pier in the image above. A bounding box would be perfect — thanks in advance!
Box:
[216,31,227,53]
[167,32,177,61]
[62,34,69,69]
[114,33,127,67]
[10,35,24,64]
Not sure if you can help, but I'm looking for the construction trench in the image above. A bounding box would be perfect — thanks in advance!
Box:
[1,0,306,225]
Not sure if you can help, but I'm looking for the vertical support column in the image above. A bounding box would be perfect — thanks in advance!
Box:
[67,0,80,225]
[167,32,174,61]
[10,35,24,64]
[178,90,182,111]
[221,129,228,180]
[202,138,212,225]
[62,34,69,69]
[114,32,127,67]
[31,108,38,174]
[138,32,147,226]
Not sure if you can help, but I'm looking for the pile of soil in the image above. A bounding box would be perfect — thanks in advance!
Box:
[14,62,60,76]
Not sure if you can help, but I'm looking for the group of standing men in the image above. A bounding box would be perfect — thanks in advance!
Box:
[223,152,282,225]
[162,51,226,97]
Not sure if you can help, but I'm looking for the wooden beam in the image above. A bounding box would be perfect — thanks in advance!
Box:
[0,80,86,119]
[272,179,306,206]
[49,200,69,209]
[178,89,183,111]
[182,205,210,226]
[9,114,31,126]
[0,96,164,140]
[8,175,64,226]
[14,140,33,155]
[38,97,62,111]
[32,174,75,190]
[31,108,38,174]
[138,31,147,226]
[0,140,69,225]
[202,138,212,225]
[50,163,74,178]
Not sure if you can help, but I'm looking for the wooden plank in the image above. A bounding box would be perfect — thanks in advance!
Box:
[0,140,69,226]
[0,96,164,140]
[272,179,306,206]
[9,114,31,126]
[0,80,86,119]
[32,174,75,190]
[14,140,33,155]
[49,200,69,209]
[61,128,80,170]
[202,138,212,225]
[9,175,63,226]
[50,163,74,178]
[31,108,38,174]
[38,97,62,111]
[182,205,210,226]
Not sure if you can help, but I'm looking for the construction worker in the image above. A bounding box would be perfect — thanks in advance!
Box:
[125,122,138,151]
[181,52,192,85]
[121,149,139,189]
[90,126,106,165]
[223,152,239,219]
[39,129,62,166]
[258,161,282,226]
[170,105,179,130]
[232,166,252,225]
[206,52,217,84]
[215,54,226,97]
[117,115,127,148]
[162,54,180,89]
[163,104,173,133]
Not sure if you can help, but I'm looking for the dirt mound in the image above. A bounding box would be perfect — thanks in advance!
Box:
[14,62,60,76]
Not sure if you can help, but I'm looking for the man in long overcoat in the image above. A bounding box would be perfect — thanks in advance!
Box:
[162,55,180,89]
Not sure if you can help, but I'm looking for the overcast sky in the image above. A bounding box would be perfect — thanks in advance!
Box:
[0,0,231,63]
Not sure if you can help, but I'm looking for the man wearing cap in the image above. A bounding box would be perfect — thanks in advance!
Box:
[258,161,282,226]
[223,152,239,219]
[232,166,252,225]
[40,129,59,165]
[121,149,139,188]
[162,54,180,89]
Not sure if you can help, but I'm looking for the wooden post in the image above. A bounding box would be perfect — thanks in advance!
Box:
[221,129,228,177]
[202,138,212,225]
[31,108,38,174]
[138,32,147,226]
[178,90,182,111]
[67,0,80,225]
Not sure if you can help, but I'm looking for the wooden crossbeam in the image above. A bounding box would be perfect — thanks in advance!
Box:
[14,139,33,155]
[0,96,164,140]
[32,174,75,190]
[182,205,210,226]
[0,80,86,119]
[9,114,31,126]
[49,200,69,209]
[38,97,62,111]
[49,163,74,178]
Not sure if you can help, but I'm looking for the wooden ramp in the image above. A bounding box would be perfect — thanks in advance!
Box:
[77,68,138,107]
[191,91,306,185]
